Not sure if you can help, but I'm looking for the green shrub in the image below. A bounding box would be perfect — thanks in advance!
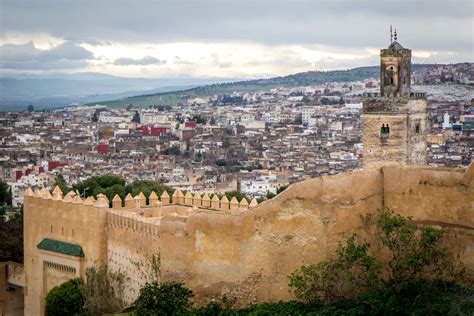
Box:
[288,208,470,313]
[45,278,86,316]
[135,281,193,315]
[289,235,380,303]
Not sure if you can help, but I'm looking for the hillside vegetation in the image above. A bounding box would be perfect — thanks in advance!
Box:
[96,64,434,108]
[95,66,377,107]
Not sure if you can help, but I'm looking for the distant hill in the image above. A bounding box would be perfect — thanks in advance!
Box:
[96,64,433,108]
[0,73,239,112]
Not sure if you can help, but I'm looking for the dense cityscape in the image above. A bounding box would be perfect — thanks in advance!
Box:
[1,63,473,207]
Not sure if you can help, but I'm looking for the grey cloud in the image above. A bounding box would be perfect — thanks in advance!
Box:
[1,0,472,54]
[0,42,39,62]
[0,41,94,70]
[113,56,166,66]
[38,41,94,61]
[0,0,472,75]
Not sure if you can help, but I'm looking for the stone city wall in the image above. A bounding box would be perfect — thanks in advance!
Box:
[22,163,474,312]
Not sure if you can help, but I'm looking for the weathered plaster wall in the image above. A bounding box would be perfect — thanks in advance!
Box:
[0,263,24,316]
[382,165,474,270]
[159,165,472,305]
[23,193,108,315]
[23,164,473,312]
[153,169,384,305]
[107,210,161,303]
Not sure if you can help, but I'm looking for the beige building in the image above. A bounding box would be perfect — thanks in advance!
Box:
[362,34,427,168]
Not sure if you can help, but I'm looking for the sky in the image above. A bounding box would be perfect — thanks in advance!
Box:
[0,0,473,79]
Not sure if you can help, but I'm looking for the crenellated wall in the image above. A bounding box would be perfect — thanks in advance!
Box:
[23,188,109,315]
[22,163,474,313]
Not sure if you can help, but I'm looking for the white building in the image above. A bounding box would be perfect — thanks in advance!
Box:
[442,112,452,129]
[300,106,317,124]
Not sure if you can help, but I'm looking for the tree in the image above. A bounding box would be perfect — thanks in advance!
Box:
[52,174,71,195]
[224,190,250,203]
[70,175,173,205]
[215,159,227,167]
[288,208,469,313]
[0,211,23,262]
[276,184,289,195]
[73,175,125,199]
[266,191,276,200]
[27,104,34,112]
[289,235,380,303]
[45,279,85,316]
[0,180,12,206]
[91,110,99,122]
[168,145,181,155]
[132,110,141,124]
[190,115,207,124]
[375,208,455,283]
[320,97,331,105]
[135,281,193,315]
[125,180,174,203]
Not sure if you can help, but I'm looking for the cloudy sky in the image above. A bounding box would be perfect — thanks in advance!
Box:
[0,0,472,79]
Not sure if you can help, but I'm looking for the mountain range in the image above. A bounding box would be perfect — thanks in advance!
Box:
[0,73,239,111]
[0,63,470,111]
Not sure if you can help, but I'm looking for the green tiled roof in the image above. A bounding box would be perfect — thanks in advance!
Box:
[37,238,84,257]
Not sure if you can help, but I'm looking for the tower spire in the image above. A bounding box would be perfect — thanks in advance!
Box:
[390,25,393,43]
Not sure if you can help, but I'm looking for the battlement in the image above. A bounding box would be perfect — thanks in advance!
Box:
[380,47,411,57]
[363,92,426,99]
[362,94,427,115]
[24,186,259,219]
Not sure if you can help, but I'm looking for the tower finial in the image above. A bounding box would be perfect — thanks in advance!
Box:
[394,28,397,41]
[390,25,393,43]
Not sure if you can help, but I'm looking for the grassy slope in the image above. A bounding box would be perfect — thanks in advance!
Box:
[95,64,433,108]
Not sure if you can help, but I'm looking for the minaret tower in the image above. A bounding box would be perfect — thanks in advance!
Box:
[380,27,412,97]
[362,28,428,168]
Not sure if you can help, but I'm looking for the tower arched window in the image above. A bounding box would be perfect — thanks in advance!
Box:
[381,124,390,135]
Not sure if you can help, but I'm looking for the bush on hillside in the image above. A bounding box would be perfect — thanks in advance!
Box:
[45,279,86,316]
[135,281,193,315]
[288,208,471,314]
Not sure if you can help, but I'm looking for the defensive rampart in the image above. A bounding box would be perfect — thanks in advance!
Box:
[22,163,474,313]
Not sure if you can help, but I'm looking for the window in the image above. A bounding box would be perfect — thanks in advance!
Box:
[381,124,390,135]
[415,124,420,133]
